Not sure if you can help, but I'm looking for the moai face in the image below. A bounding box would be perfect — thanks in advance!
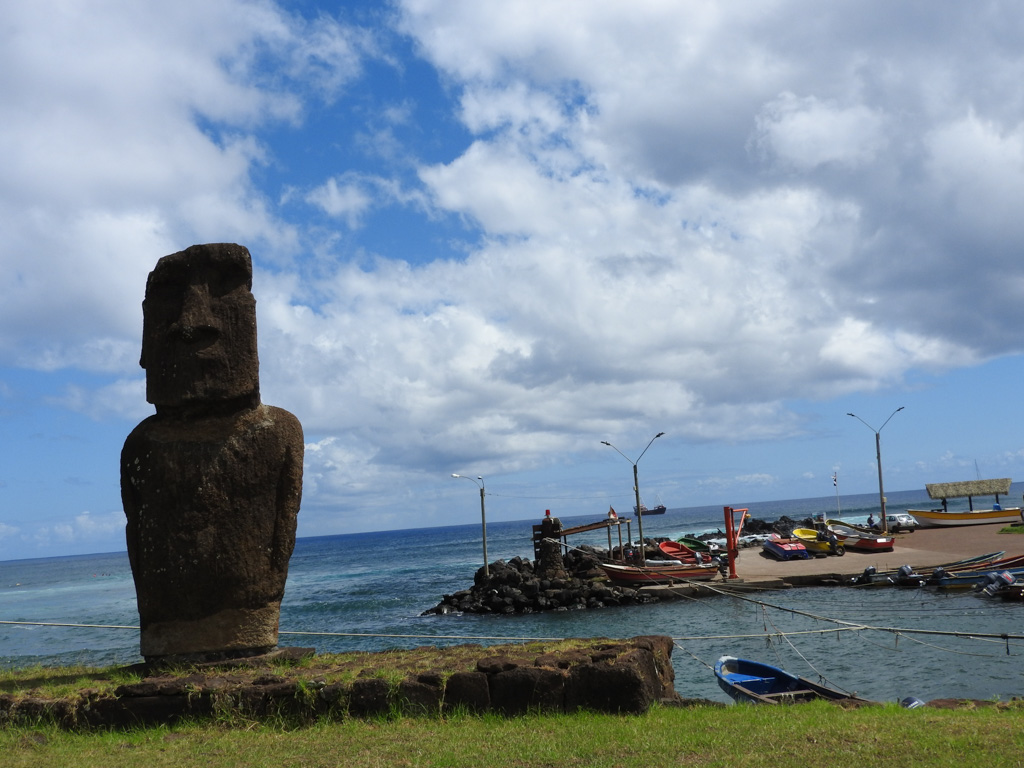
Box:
[140,243,260,407]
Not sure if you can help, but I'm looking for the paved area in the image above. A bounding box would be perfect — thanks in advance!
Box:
[730,522,1024,582]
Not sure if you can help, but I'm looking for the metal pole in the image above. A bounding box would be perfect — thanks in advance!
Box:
[847,407,903,535]
[601,432,664,567]
[479,480,488,577]
[875,431,886,532]
[452,474,489,577]
[633,463,644,564]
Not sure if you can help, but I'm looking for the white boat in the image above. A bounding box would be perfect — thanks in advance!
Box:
[907,479,1022,528]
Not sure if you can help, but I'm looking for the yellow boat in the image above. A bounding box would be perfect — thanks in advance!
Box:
[791,528,845,556]
[907,479,1023,528]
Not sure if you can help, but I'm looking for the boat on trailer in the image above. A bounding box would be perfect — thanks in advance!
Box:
[907,479,1023,527]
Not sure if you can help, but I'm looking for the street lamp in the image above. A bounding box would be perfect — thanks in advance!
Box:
[847,407,904,534]
[601,432,665,565]
[452,474,489,577]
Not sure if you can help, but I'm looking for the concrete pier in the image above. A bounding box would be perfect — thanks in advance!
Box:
[701,523,1024,590]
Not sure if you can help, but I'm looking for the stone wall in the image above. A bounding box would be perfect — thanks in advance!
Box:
[0,636,702,729]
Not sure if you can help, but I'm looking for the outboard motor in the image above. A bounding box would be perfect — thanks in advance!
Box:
[896,564,922,587]
[852,565,876,585]
[982,570,1016,597]
[930,567,948,582]
[900,696,925,709]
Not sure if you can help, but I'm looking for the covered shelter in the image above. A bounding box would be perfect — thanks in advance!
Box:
[925,478,1012,511]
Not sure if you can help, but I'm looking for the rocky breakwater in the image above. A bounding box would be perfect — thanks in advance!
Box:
[423,546,669,616]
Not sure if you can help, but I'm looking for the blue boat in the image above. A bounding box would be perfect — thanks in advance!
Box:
[714,656,874,706]
[761,535,811,561]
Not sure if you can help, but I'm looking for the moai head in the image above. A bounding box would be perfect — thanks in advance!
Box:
[140,243,260,408]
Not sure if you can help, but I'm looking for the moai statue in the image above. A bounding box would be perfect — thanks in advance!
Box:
[120,243,303,661]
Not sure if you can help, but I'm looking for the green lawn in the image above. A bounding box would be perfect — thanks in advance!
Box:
[4,701,1023,768]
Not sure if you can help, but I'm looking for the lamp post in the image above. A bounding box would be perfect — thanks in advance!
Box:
[601,432,665,565]
[452,474,488,577]
[847,407,904,534]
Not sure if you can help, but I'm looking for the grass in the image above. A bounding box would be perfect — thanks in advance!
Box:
[3,701,1024,767]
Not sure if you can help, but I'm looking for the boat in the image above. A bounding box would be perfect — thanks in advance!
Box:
[849,552,1009,587]
[925,555,1024,588]
[791,527,845,556]
[907,479,1023,528]
[849,564,926,588]
[909,507,1021,528]
[658,540,716,564]
[675,535,722,555]
[930,566,1024,591]
[993,582,1024,601]
[827,523,895,552]
[713,656,875,706]
[598,560,719,586]
[761,535,810,561]
[634,502,667,516]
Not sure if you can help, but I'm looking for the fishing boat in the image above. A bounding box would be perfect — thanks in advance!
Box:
[658,540,716,564]
[713,656,875,706]
[907,479,1023,527]
[791,527,844,556]
[827,523,895,552]
[761,535,810,561]
[850,552,1008,587]
[930,566,1024,591]
[675,535,722,555]
[598,560,719,586]
[993,582,1024,601]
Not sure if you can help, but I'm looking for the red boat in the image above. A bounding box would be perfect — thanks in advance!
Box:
[657,540,716,563]
[828,523,895,552]
[599,561,719,586]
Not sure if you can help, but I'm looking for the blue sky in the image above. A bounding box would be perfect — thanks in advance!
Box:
[4,0,1024,560]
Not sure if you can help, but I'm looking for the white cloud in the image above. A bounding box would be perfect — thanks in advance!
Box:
[30,510,124,549]
[0,0,371,369]
[751,92,888,172]
[7,1,1024,545]
[306,176,374,228]
[0,522,19,541]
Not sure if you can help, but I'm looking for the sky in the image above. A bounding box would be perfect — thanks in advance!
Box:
[4,0,1024,560]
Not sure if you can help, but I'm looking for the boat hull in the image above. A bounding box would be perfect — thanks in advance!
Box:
[635,504,667,515]
[761,537,810,561]
[675,536,721,555]
[792,527,844,555]
[828,524,895,552]
[907,508,1022,528]
[599,561,719,585]
[931,566,1024,590]
[714,656,874,706]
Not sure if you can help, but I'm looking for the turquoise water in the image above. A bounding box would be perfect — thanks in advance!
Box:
[2,487,1023,704]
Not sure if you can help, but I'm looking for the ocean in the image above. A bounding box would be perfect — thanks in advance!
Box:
[3,486,1024,704]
